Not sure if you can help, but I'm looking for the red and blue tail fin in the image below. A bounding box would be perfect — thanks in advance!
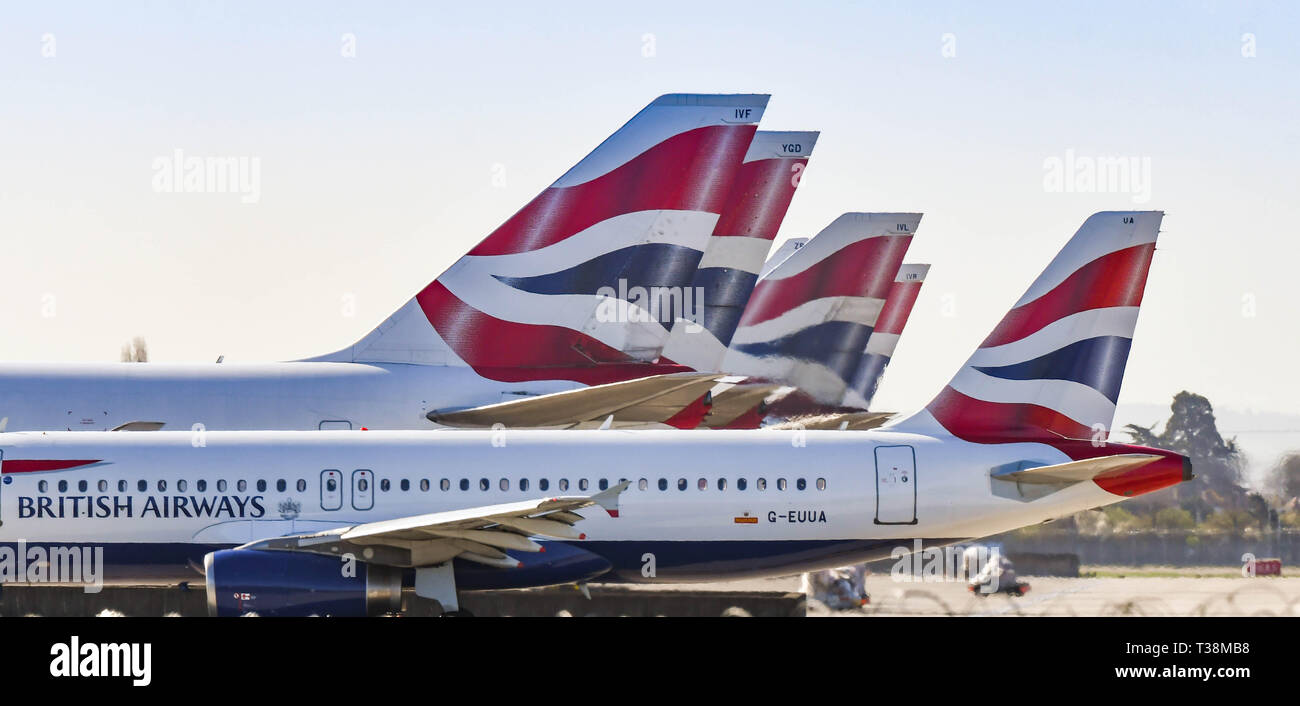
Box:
[721,213,917,404]
[659,130,819,371]
[891,211,1163,442]
[313,94,769,385]
[843,263,929,409]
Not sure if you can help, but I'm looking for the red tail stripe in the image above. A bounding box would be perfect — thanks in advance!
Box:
[873,280,923,336]
[416,282,689,385]
[662,393,712,429]
[2,459,102,474]
[467,125,756,257]
[927,386,1093,443]
[711,157,807,240]
[739,235,911,327]
[981,243,1155,348]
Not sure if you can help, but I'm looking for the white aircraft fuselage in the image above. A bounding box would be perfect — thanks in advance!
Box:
[0,422,1187,588]
[0,362,582,432]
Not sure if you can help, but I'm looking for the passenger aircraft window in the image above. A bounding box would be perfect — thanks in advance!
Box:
[439,478,449,491]
[559,479,569,491]
[157,480,166,492]
[459,479,469,491]
[797,478,806,491]
[98,479,107,493]
[380,479,391,492]
[177,480,187,492]
[118,480,127,492]
[777,478,787,491]
[599,479,608,491]
[38,480,47,493]
[357,478,368,492]
[697,478,707,491]
[479,478,489,491]
[519,478,529,492]
[717,478,727,491]
[197,480,207,492]
[78,480,87,492]
[539,479,549,491]
[757,478,767,491]
[677,478,687,491]
[237,480,248,492]
[420,479,429,492]
[737,478,747,491]
[256,480,267,492]
[499,478,509,491]
[579,479,588,491]
[638,478,648,491]
[296,479,307,492]
[400,479,410,492]
[138,480,147,492]
[817,478,826,490]
[217,480,227,492]
[658,478,667,491]
[276,479,286,492]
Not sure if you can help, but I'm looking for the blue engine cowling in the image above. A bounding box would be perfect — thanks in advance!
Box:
[205,542,614,616]
[204,549,402,617]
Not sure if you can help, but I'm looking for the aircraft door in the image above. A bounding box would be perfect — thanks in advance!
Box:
[320,469,342,511]
[874,445,917,525]
[351,469,374,511]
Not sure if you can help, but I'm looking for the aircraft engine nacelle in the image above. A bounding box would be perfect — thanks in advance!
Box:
[204,549,402,617]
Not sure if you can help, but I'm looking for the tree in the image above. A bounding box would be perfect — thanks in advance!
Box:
[1264,453,1300,503]
[120,336,148,363]
[1124,391,1247,516]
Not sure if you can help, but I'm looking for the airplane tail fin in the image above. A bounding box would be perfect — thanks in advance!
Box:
[891,211,1164,442]
[722,213,917,405]
[311,94,769,386]
[659,130,819,371]
[843,263,929,409]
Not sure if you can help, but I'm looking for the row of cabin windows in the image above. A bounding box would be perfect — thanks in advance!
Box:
[333,475,827,493]
[35,476,828,494]
[36,478,310,494]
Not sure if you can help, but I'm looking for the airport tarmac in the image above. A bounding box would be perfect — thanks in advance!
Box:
[626,569,1300,617]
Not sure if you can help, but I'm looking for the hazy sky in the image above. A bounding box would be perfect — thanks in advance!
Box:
[1,2,1296,458]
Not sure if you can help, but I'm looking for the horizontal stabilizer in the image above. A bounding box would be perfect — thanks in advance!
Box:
[427,372,723,428]
[993,453,1162,485]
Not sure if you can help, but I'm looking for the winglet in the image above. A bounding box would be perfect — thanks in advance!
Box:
[592,480,632,518]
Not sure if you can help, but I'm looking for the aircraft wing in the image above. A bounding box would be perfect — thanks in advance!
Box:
[240,482,630,568]
[426,372,724,429]
[993,454,1162,485]
[701,382,786,428]
[771,411,896,431]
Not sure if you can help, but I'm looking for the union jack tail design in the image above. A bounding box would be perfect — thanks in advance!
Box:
[893,211,1164,442]
[844,263,929,409]
[659,130,819,371]
[721,213,917,405]
[310,94,769,385]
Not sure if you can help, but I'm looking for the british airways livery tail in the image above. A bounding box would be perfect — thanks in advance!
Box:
[844,263,929,409]
[659,130,819,371]
[721,213,916,405]
[890,211,1162,443]
[314,94,770,384]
